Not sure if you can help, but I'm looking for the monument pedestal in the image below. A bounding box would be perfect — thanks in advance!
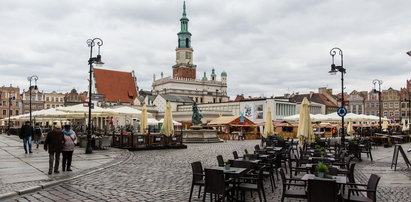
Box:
[182,129,222,143]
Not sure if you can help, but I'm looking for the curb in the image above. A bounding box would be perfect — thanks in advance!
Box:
[0,151,132,201]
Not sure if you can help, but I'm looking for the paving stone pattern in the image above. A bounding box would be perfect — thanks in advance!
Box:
[5,140,411,202]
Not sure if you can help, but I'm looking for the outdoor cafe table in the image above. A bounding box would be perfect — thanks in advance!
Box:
[301,174,347,184]
[208,166,248,178]
[234,159,261,164]
[308,157,335,162]
[258,154,270,159]
[266,146,283,152]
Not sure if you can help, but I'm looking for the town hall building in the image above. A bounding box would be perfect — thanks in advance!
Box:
[152,2,229,104]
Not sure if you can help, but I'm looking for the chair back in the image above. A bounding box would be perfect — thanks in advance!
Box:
[348,163,356,183]
[217,155,224,167]
[307,179,338,202]
[204,169,226,195]
[191,161,204,182]
[254,144,261,151]
[328,166,338,176]
[233,151,239,159]
[279,168,287,190]
[232,160,251,169]
[367,174,381,201]
[244,149,249,155]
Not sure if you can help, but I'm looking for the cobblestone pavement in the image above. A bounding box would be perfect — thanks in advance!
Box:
[4,140,411,202]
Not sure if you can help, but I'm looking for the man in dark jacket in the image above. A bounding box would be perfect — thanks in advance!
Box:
[20,121,33,154]
[44,123,65,174]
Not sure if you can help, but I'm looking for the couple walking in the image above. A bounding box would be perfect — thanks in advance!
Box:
[44,123,77,174]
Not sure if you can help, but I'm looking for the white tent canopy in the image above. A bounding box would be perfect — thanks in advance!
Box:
[109,106,143,116]
[284,112,390,122]
[158,118,182,126]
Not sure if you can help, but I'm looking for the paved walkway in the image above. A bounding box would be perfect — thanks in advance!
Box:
[0,134,125,199]
[1,136,411,201]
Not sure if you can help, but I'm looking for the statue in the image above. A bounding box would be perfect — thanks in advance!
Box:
[192,102,203,126]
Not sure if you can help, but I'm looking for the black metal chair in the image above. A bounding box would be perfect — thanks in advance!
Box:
[217,155,224,167]
[233,151,241,160]
[189,161,205,202]
[238,167,267,202]
[307,179,338,202]
[279,169,307,202]
[342,174,381,202]
[203,169,234,202]
[360,141,373,161]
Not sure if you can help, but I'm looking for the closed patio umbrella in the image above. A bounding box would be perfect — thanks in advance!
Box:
[161,102,174,137]
[402,120,408,132]
[139,104,148,133]
[382,117,389,132]
[297,97,314,144]
[347,121,355,136]
[263,107,274,137]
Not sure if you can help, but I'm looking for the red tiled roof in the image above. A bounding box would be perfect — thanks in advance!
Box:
[94,68,138,103]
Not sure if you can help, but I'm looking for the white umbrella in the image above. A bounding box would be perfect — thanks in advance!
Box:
[347,121,355,135]
[160,102,174,137]
[297,97,314,144]
[382,117,389,132]
[263,108,274,137]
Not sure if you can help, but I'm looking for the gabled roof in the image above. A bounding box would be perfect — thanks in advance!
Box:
[290,93,337,107]
[160,94,194,103]
[94,68,138,103]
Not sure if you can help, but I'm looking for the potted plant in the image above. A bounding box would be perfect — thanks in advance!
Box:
[224,160,230,170]
[316,163,328,178]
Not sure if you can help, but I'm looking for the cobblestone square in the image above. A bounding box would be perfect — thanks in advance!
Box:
[2,137,411,202]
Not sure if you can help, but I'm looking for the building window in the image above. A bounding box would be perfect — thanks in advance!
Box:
[395,110,400,116]
[16,110,19,115]
[46,97,49,101]
[370,103,374,108]
[2,110,6,115]
[389,103,393,108]
[376,103,379,107]
[2,101,6,106]
[384,103,388,108]
[395,103,399,108]
[384,111,387,116]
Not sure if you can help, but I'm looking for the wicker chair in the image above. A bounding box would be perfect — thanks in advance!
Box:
[279,169,307,202]
[189,161,205,202]
[217,155,224,167]
[307,179,338,202]
[203,169,234,202]
[342,174,381,202]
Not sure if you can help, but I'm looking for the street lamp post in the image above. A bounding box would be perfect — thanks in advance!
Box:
[372,79,383,132]
[329,47,346,144]
[407,51,411,131]
[27,75,38,127]
[8,91,15,133]
[86,38,104,154]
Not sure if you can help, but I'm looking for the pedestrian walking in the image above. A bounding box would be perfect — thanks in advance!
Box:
[33,123,42,149]
[62,125,77,172]
[44,123,65,174]
[19,121,33,154]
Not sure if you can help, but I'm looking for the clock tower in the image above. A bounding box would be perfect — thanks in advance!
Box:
[173,1,196,79]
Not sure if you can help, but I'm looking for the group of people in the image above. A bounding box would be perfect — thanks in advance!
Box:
[19,121,77,175]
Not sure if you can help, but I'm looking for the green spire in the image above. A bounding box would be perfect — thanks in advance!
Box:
[211,68,216,77]
[183,1,186,17]
[178,1,191,48]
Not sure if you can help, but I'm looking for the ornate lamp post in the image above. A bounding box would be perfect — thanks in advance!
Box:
[8,91,15,133]
[27,75,38,126]
[86,38,104,154]
[372,79,383,132]
[329,47,346,144]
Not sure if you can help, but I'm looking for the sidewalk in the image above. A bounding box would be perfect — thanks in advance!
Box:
[0,133,124,198]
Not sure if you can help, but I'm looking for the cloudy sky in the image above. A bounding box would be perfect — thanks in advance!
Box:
[1,0,411,98]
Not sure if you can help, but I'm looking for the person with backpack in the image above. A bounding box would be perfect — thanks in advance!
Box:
[33,123,42,149]
[20,121,33,154]
[62,125,77,172]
